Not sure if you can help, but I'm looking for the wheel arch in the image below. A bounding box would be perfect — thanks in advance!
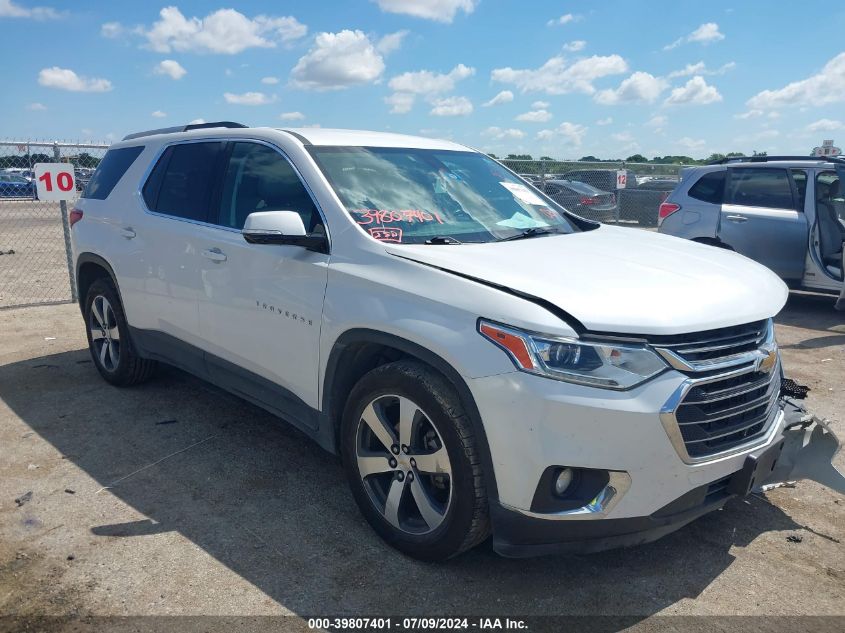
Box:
[75,253,121,311]
[320,329,500,503]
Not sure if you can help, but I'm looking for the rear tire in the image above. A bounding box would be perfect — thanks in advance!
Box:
[341,360,490,561]
[84,278,156,386]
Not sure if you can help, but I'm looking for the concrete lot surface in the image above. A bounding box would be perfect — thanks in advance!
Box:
[0,296,843,628]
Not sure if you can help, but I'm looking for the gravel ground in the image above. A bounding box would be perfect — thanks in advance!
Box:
[0,296,842,631]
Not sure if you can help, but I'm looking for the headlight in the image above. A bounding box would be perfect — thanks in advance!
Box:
[479,320,667,390]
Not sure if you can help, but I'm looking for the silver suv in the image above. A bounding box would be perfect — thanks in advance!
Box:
[658,156,845,305]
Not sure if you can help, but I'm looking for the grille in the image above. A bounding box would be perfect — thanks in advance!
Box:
[649,320,769,368]
[673,366,780,458]
[655,319,781,461]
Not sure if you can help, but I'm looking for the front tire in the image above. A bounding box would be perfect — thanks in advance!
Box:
[341,360,490,561]
[84,278,156,386]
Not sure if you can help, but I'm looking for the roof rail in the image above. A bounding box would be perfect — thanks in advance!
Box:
[708,154,845,165]
[122,121,247,141]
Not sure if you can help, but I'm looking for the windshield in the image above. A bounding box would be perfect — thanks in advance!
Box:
[308,146,581,244]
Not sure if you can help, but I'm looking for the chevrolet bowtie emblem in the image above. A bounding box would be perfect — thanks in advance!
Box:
[757,347,778,374]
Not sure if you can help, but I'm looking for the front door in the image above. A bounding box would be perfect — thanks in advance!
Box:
[719,167,808,280]
[194,141,329,423]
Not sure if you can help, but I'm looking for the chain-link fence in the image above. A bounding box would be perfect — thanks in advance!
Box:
[499,159,691,227]
[0,141,109,309]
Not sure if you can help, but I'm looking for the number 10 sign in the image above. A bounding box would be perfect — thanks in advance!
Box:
[34,163,77,201]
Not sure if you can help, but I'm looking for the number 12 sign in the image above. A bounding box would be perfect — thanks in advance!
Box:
[34,163,76,201]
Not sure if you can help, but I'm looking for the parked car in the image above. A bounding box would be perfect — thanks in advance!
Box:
[658,156,845,302]
[0,173,36,198]
[71,123,836,560]
[75,167,94,192]
[560,168,637,193]
[542,179,618,222]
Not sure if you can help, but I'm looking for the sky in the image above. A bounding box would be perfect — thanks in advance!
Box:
[2,0,845,159]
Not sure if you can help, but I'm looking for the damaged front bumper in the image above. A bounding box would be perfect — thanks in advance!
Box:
[491,394,844,557]
[759,397,845,495]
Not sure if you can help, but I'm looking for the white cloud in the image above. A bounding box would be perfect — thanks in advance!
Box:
[223,91,276,105]
[645,115,668,132]
[492,54,627,95]
[547,13,580,26]
[151,110,167,118]
[141,6,307,54]
[291,30,385,90]
[664,22,725,50]
[677,137,706,151]
[38,67,112,92]
[747,52,845,109]
[189,118,206,124]
[594,72,668,105]
[688,22,725,44]
[154,59,187,80]
[100,21,123,38]
[374,0,477,23]
[531,100,550,109]
[562,40,586,52]
[735,109,763,120]
[482,90,513,107]
[26,102,47,111]
[806,118,844,132]
[385,92,415,114]
[536,122,587,147]
[389,63,474,95]
[429,96,473,116]
[0,0,62,19]
[376,29,408,54]
[667,60,735,78]
[279,111,306,121]
[261,76,280,85]
[482,126,525,140]
[596,117,613,126]
[664,76,722,106]
[516,109,552,122]
[612,131,635,142]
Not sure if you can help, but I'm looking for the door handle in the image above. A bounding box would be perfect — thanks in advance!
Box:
[726,214,748,223]
[201,248,227,263]
[119,227,136,239]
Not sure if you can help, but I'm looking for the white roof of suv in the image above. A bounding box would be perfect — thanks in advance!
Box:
[279,127,469,151]
[118,122,469,152]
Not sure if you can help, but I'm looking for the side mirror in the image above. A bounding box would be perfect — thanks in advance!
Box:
[242,210,327,253]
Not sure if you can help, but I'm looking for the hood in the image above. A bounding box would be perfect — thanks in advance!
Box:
[385,226,788,336]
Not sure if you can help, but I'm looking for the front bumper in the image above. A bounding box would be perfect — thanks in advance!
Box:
[469,369,842,556]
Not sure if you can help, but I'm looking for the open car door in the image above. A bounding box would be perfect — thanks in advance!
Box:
[835,165,845,310]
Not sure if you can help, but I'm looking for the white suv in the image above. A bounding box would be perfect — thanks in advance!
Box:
[70,122,807,560]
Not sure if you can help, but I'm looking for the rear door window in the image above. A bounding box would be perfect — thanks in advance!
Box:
[82,146,144,200]
[726,168,794,209]
[142,142,224,222]
[688,171,726,204]
[790,169,808,211]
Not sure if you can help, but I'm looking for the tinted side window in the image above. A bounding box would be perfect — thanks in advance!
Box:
[217,142,319,231]
[726,168,794,209]
[82,146,144,200]
[791,169,808,211]
[688,171,726,204]
[143,142,223,221]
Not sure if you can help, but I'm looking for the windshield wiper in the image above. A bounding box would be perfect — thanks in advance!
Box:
[496,227,562,242]
[424,236,463,245]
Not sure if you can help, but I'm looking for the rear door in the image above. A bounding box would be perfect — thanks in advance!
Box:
[719,167,807,280]
[127,141,225,356]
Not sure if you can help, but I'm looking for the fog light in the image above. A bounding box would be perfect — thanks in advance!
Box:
[554,468,574,496]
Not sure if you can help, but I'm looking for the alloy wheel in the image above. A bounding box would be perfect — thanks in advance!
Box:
[355,394,453,535]
[89,295,120,372]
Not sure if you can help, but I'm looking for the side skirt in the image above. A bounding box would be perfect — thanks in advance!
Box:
[129,327,332,451]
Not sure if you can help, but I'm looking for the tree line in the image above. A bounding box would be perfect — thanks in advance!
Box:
[490,151,772,165]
